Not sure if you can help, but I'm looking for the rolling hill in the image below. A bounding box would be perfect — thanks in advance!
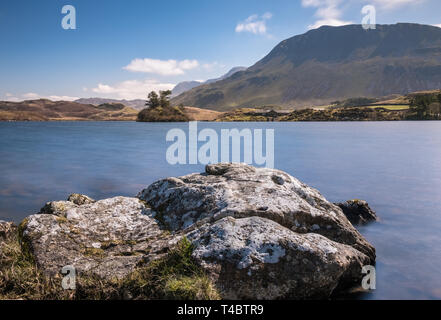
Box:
[0,99,138,121]
[171,23,441,111]
[75,98,146,110]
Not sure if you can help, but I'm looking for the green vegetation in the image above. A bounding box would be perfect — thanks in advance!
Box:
[368,105,409,110]
[216,108,281,122]
[0,229,219,300]
[331,97,379,108]
[121,237,219,300]
[0,228,69,299]
[406,91,441,120]
[137,90,190,122]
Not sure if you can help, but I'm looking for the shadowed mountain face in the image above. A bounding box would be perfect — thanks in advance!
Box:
[172,23,441,111]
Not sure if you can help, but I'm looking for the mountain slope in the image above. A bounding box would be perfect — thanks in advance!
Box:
[172,23,441,111]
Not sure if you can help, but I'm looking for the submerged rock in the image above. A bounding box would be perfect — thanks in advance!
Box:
[21,196,175,279]
[138,163,375,261]
[335,200,378,225]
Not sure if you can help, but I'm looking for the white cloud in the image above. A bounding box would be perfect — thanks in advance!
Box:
[302,0,352,29]
[92,79,175,100]
[22,93,42,99]
[368,0,425,10]
[123,58,199,76]
[201,61,226,72]
[235,13,273,35]
[308,18,353,29]
[434,24,441,28]
[4,92,78,102]
[46,95,80,101]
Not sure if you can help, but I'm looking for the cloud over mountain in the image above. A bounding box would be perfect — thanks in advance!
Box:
[123,58,199,76]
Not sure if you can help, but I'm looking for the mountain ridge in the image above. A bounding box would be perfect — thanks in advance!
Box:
[171,23,441,111]
[171,66,246,97]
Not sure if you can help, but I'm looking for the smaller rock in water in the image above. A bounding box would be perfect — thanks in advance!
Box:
[335,200,377,225]
[67,193,96,205]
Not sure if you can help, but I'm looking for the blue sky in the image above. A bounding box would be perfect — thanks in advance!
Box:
[1,0,441,101]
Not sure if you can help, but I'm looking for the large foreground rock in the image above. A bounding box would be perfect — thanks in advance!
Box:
[21,196,175,279]
[139,163,375,261]
[19,163,376,299]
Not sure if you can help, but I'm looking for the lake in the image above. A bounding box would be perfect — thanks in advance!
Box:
[1,121,441,299]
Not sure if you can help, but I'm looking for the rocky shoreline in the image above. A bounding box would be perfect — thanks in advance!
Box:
[0,163,377,299]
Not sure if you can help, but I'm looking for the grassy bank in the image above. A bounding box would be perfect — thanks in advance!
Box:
[0,229,219,300]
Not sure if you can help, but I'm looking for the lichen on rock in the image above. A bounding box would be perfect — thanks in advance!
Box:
[138,163,375,261]
[186,216,370,299]
[21,196,175,279]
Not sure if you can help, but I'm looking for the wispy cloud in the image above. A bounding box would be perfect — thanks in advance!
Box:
[235,12,273,35]
[91,79,175,100]
[368,0,425,10]
[302,0,353,29]
[123,58,199,76]
[4,92,78,102]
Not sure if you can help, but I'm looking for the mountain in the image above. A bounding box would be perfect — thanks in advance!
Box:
[172,23,441,111]
[171,81,203,97]
[205,66,247,84]
[0,99,138,121]
[171,66,246,98]
[75,98,146,110]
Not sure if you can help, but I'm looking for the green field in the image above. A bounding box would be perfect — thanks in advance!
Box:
[369,105,409,110]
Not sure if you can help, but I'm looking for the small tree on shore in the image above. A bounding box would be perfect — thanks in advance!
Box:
[145,90,172,109]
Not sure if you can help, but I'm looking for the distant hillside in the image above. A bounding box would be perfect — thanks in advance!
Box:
[0,99,138,121]
[172,23,441,111]
[205,66,247,84]
[75,98,145,110]
[171,81,202,97]
[171,66,246,97]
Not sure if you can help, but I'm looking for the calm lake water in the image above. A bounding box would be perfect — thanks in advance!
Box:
[1,121,441,300]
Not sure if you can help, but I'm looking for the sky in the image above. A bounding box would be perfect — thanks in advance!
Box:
[1,0,441,101]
